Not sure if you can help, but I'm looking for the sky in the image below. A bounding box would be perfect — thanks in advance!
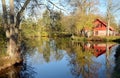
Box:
[99,0,107,15]
[98,0,120,24]
[0,0,119,24]
[0,1,1,13]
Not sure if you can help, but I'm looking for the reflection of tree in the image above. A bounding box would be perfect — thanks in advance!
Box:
[60,40,95,78]
[19,37,118,78]
[105,42,113,78]
[50,39,64,61]
[112,45,120,78]
[50,38,72,61]
[0,65,22,78]
[20,56,36,78]
[24,37,66,63]
[68,42,102,78]
[42,41,50,62]
[54,38,74,55]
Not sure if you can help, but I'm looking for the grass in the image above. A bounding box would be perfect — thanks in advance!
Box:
[99,36,120,42]
[71,36,87,41]
[71,36,120,42]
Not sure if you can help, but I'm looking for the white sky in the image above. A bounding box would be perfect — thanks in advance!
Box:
[0,0,9,13]
[0,1,2,13]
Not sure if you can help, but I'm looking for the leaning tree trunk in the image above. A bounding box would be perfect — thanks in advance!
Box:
[1,0,8,36]
[2,0,31,57]
[0,0,22,71]
[7,0,18,57]
[0,0,32,70]
[2,0,18,57]
[1,0,10,55]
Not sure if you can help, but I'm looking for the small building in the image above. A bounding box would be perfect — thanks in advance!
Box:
[93,19,115,36]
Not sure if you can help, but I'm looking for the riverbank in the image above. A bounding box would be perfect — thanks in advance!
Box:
[0,54,22,71]
[71,36,120,42]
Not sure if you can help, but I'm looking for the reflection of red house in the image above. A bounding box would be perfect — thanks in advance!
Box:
[93,44,115,57]
[84,43,115,57]
[93,19,115,36]
[93,44,107,57]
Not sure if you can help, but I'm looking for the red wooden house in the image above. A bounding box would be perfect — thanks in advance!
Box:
[93,19,115,36]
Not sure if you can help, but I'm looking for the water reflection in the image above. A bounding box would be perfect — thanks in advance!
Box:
[20,55,36,78]
[69,41,117,78]
[0,37,119,78]
[0,64,22,78]
[0,40,22,78]
[112,44,120,78]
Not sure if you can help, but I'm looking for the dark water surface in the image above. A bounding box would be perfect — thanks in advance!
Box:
[0,38,120,78]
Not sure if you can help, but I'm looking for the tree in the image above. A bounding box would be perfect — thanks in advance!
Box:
[1,0,69,56]
[106,0,120,36]
[61,15,76,35]
[1,0,31,56]
[50,11,62,32]
[0,13,2,27]
[42,9,64,36]
[42,10,51,32]
[106,0,112,36]
[69,0,99,15]
[68,0,99,36]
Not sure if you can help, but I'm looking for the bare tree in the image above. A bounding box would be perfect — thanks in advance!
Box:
[106,0,112,36]
[106,0,120,36]
[68,0,99,15]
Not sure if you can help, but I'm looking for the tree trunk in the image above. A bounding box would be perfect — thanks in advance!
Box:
[106,0,112,36]
[0,1,22,70]
[2,0,31,57]
[107,18,110,36]
[6,0,18,56]
[1,0,8,33]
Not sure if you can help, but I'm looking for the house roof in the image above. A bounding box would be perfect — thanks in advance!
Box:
[94,18,115,31]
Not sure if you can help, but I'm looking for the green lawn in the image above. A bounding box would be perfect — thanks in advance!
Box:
[71,36,120,42]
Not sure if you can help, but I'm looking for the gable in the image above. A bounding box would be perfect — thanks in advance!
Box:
[93,19,114,31]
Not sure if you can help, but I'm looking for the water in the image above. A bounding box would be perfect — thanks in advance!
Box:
[0,38,120,78]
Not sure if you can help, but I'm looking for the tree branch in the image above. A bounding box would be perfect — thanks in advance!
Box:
[48,0,69,14]
[15,0,31,28]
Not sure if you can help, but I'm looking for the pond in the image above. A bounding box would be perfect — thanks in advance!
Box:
[0,38,120,78]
